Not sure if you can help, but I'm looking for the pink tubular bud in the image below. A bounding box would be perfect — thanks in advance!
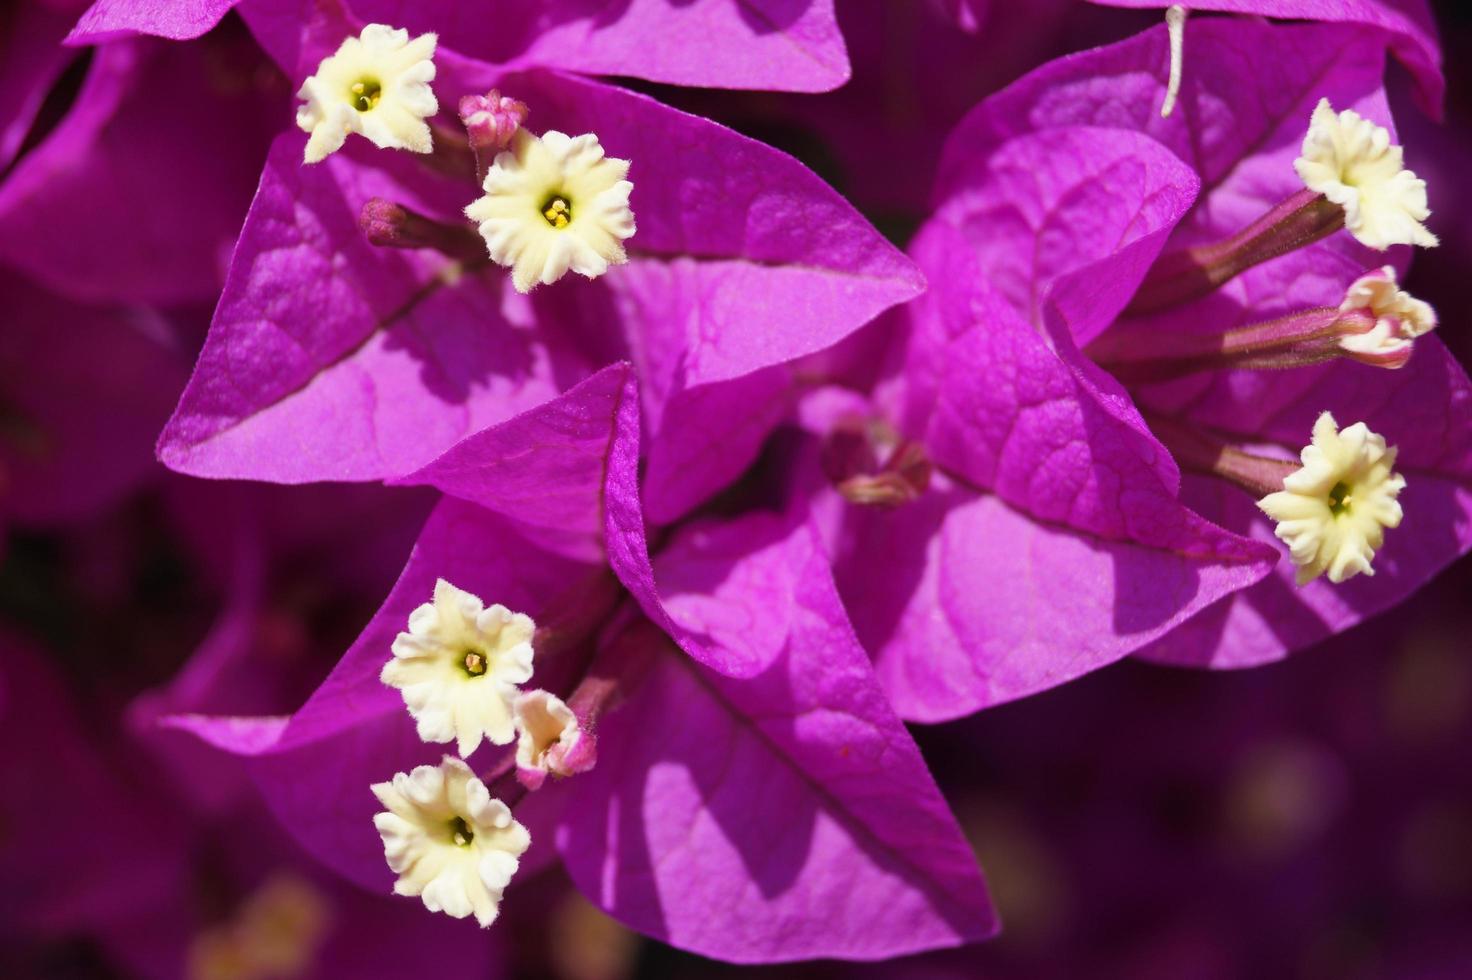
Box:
[360,198,416,247]
[460,90,528,180]
[514,730,598,791]
[358,197,486,263]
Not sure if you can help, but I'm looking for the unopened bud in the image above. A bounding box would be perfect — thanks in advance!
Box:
[460,90,529,181]
[460,91,528,150]
[360,198,486,262]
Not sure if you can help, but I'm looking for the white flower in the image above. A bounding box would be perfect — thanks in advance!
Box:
[1294,98,1437,250]
[1337,265,1437,360]
[465,129,635,292]
[372,757,530,928]
[382,579,535,756]
[514,690,582,778]
[296,24,438,164]
[1258,412,1405,585]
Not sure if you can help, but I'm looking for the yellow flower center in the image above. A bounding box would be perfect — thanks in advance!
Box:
[462,650,488,677]
[449,816,475,847]
[349,78,382,112]
[542,195,572,229]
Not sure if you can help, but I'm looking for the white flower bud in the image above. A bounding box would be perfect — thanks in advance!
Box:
[1337,265,1437,363]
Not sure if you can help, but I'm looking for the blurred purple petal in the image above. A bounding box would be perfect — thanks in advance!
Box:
[0,33,282,304]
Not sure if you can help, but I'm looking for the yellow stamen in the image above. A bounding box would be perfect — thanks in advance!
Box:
[350,78,382,112]
[542,197,572,229]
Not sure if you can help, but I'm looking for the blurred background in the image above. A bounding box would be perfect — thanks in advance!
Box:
[1,1,1468,977]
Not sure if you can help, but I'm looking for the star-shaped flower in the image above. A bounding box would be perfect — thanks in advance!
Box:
[381,579,535,757]
[1294,98,1437,250]
[465,129,635,292]
[296,24,438,164]
[371,757,530,928]
[1258,413,1405,585]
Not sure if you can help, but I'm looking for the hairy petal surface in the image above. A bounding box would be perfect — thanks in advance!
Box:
[160,374,632,883]
[828,472,1265,721]
[931,17,1471,664]
[933,124,1201,345]
[830,218,1275,719]
[159,66,919,494]
[156,132,592,482]
[66,0,242,43]
[940,20,1393,212]
[165,378,995,962]
[505,69,925,521]
[354,0,849,92]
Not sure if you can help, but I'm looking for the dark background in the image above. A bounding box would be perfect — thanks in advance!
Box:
[2,1,1469,978]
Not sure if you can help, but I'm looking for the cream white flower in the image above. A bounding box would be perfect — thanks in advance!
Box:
[296,24,438,164]
[465,129,635,292]
[1338,265,1437,359]
[1258,412,1405,585]
[372,757,530,928]
[514,690,582,777]
[1294,98,1437,250]
[382,579,535,756]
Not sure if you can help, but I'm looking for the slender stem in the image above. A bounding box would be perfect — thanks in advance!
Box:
[1145,412,1297,497]
[421,120,477,182]
[359,198,486,263]
[1128,190,1345,315]
[1089,306,1373,384]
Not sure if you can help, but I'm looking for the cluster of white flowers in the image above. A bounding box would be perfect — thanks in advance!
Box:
[373,579,587,928]
[1249,103,1434,586]
[297,24,636,292]
[292,25,630,923]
